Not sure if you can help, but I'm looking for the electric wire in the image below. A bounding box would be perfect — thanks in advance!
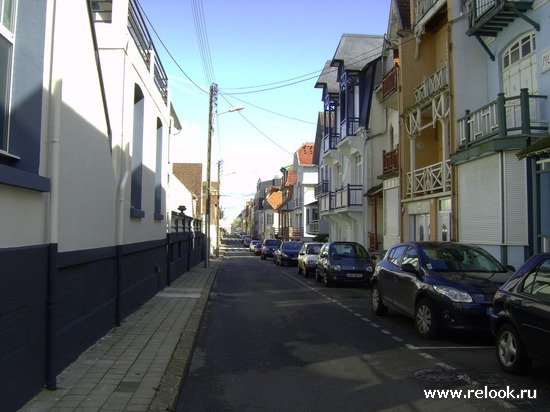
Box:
[191,0,216,85]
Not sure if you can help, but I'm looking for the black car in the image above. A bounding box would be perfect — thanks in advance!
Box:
[260,239,281,260]
[274,241,302,266]
[371,241,513,339]
[315,241,375,287]
[490,252,550,374]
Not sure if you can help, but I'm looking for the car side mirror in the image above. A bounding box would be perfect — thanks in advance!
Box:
[506,265,516,272]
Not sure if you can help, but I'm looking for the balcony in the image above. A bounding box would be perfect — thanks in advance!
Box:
[314,180,329,198]
[334,184,363,210]
[467,0,536,37]
[340,117,360,140]
[292,227,304,237]
[414,0,447,28]
[318,191,333,213]
[382,146,399,175]
[414,64,448,105]
[406,161,451,198]
[308,220,320,235]
[127,0,169,103]
[323,131,339,153]
[454,89,548,162]
[382,66,397,99]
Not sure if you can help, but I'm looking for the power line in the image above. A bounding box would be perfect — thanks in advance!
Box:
[191,0,216,85]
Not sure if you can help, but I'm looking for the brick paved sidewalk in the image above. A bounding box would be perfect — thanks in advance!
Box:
[19,258,220,412]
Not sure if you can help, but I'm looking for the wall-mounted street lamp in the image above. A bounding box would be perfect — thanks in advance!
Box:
[204,85,244,268]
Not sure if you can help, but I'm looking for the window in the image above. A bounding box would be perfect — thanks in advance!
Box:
[354,154,362,185]
[154,118,163,220]
[402,247,418,268]
[130,85,145,218]
[503,33,536,69]
[387,245,407,265]
[522,259,550,300]
[1,0,16,152]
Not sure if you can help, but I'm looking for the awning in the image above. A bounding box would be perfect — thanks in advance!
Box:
[365,183,383,197]
[516,136,550,159]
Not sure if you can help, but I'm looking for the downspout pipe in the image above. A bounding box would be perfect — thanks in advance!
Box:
[45,0,61,390]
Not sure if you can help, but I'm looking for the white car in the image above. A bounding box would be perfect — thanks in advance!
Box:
[249,240,261,252]
[297,242,322,277]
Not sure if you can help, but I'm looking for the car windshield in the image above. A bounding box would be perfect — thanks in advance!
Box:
[331,243,369,258]
[265,240,280,246]
[306,244,321,254]
[283,242,302,250]
[420,244,507,273]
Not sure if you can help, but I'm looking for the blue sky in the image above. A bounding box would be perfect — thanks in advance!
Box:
[138,0,391,225]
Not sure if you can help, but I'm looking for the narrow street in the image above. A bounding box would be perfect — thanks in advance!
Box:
[176,240,550,411]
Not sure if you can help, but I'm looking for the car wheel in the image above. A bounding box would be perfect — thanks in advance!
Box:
[261,255,266,260]
[415,299,438,339]
[323,272,332,287]
[496,324,532,374]
[298,265,302,275]
[371,283,388,316]
[315,271,321,282]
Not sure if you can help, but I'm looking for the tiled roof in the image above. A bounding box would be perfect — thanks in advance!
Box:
[267,191,283,209]
[286,166,297,186]
[297,143,315,166]
[315,60,339,93]
[331,34,384,71]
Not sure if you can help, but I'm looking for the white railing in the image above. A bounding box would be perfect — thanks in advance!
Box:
[407,161,451,197]
[414,65,448,104]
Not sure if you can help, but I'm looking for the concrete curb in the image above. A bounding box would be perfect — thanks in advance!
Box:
[149,260,220,411]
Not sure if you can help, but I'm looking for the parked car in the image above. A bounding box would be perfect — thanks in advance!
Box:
[249,240,261,252]
[253,242,262,256]
[371,241,514,339]
[261,239,281,260]
[490,252,550,374]
[315,241,375,287]
[242,236,252,248]
[297,242,322,277]
[274,241,302,266]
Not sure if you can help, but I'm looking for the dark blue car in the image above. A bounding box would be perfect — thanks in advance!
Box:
[371,242,513,339]
[490,252,550,374]
[275,241,302,266]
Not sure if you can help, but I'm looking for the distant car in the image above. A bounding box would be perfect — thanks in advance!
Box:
[371,241,514,339]
[274,241,302,266]
[253,242,262,256]
[297,242,322,277]
[315,241,375,287]
[261,239,281,260]
[249,240,261,252]
[242,236,252,248]
[490,252,550,374]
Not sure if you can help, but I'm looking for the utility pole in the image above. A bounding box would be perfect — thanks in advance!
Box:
[204,83,218,268]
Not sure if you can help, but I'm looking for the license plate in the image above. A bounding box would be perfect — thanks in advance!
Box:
[346,273,363,278]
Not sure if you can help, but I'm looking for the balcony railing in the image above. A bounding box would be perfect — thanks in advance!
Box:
[406,161,451,197]
[127,0,168,103]
[340,117,360,140]
[381,66,398,99]
[457,89,548,148]
[315,180,329,198]
[414,0,443,26]
[334,184,363,209]
[318,192,333,213]
[308,220,320,235]
[468,1,535,38]
[383,146,399,174]
[292,227,304,237]
[323,131,339,153]
[414,64,448,104]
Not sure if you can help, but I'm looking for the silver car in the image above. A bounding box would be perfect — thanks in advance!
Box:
[297,242,322,277]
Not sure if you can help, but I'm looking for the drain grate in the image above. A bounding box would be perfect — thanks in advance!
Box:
[413,369,467,382]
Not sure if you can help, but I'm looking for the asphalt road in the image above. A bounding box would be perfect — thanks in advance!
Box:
[175,238,550,411]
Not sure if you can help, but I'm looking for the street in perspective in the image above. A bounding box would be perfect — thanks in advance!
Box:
[175,236,550,411]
